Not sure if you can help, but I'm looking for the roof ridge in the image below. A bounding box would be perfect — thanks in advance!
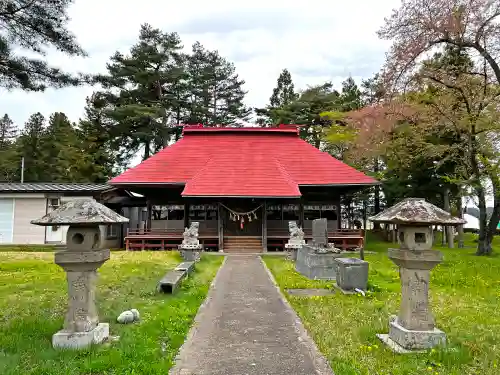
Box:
[272,157,298,191]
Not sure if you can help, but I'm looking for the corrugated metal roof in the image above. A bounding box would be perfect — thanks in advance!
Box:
[0,183,110,193]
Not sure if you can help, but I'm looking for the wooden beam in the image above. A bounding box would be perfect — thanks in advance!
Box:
[183,203,190,228]
[146,201,152,230]
[299,199,305,228]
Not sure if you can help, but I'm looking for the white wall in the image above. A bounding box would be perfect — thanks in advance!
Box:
[13,198,46,244]
[2,194,123,247]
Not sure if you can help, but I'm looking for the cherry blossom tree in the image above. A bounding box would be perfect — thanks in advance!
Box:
[378,0,500,90]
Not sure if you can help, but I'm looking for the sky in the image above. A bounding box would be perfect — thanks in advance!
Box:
[0,0,402,128]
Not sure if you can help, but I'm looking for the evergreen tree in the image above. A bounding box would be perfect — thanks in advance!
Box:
[255,69,298,125]
[0,114,18,182]
[361,73,385,106]
[17,112,46,182]
[77,95,121,182]
[337,77,363,112]
[41,112,79,181]
[97,24,186,160]
[185,42,250,126]
[0,0,86,91]
[273,82,340,147]
[0,114,17,145]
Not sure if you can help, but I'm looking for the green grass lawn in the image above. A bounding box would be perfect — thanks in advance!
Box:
[0,251,223,375]
[264,234,500,375]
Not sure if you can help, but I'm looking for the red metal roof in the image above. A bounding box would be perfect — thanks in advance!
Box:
[110,126,377,197]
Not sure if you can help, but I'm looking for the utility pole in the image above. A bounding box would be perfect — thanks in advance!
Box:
[21,157,24,183]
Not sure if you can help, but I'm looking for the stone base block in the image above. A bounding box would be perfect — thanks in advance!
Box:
[295,245,343,280]
[335,258,369,292]
[333,283,358,295]
[378,319,446,352]
[52,323,109,350]
[180,250,201,262]
[285,248,299,261]
[376,334,424,354]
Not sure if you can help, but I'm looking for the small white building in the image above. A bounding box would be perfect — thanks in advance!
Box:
[463,213,480,232]
[0,183,121,247]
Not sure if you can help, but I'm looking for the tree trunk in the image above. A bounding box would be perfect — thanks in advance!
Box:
[476,184,492,255]
[443,187,454,248]
[373,158,381,231]
[143,140,150,160]
[456,195,464,248]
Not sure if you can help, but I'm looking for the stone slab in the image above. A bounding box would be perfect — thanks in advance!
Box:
[286,288,335,296]
[158,269,187,294]
[52,323,109,349]
[388,319,446,350]
[175,261,195,275]
[333,283,359,295]
[312,218,328,247]
[376,334,425,354]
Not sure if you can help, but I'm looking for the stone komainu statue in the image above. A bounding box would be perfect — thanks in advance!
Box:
[183,221,200,241]
[289,221,304,240]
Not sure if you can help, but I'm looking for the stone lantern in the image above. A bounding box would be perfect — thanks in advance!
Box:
[369,198,464,352]
[31,199,128,349]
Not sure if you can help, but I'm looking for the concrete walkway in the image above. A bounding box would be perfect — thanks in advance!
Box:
[170,255,333,375]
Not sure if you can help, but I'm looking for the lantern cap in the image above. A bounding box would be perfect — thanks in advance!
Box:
[369,198,465,225]
[31,199,129,226]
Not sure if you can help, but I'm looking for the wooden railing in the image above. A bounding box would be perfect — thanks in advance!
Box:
[125,228,218,251]
[266,228,364,251]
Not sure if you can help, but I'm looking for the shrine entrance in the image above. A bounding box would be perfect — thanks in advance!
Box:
[220,203,262,237]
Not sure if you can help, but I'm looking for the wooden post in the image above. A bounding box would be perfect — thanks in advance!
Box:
[262,201,268,252]
[183,202,190,228]
[218,203,224,252]
[336,197,341,229]
[146,201,152,230]
[299,200,305,228]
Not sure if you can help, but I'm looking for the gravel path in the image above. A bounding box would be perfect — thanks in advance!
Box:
[170,255,333,375]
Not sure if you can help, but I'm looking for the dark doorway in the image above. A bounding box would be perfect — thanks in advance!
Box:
[222,204,262,236]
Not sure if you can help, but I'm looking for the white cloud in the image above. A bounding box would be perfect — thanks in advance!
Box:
[0,0,401,128]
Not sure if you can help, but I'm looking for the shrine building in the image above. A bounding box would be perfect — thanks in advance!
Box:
[109,124,378,253]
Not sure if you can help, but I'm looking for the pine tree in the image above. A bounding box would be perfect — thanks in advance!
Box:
[270,69,297,108]
[0,114,18,181]
[17,112,46,182]
[255,69,298,125]
[41,112,83,182]
[337,77,363,112]
[272,82,339,147]
[0,114,17,145]
[185,42,250,126]
[97,24,186,160]
[77,94,120,182]
[0,1,86,91]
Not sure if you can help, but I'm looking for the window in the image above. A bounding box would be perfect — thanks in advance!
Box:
[206,208,218,220]
[49,198,60,208]
[415,232,426,243]
[267,205,282,220]
[283,204,299,221]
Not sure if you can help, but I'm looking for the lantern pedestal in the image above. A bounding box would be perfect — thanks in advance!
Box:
[31,199,129,350]
[52,228,110,349]
[377,248,446,352]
